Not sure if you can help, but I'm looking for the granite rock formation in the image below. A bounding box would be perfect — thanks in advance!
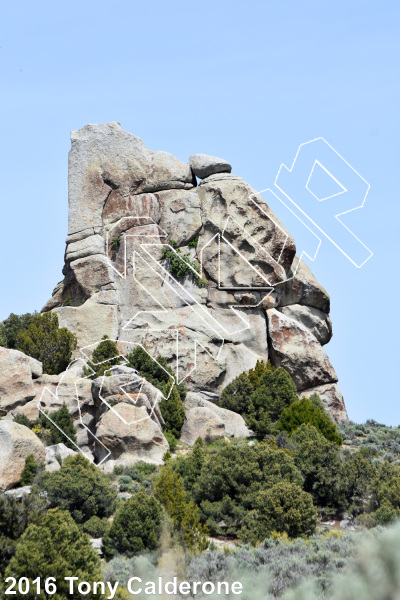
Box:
[41,121,347,424]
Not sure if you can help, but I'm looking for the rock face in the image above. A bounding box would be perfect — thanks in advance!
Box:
[267,309,337,392]
[40,122,347,425]
[0,421,46,490]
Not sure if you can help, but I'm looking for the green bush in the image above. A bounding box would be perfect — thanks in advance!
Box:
[0,323,6,347]
[102,492,162,559]
[82,515,109,538]
[158,381,185,438]
[247,367,298,435]
[84,335,120,378]
[5,509,103,600]
[176,442,303,538]
[13,414,32,429]
[17,312,77,375]
[19,454,38,486]
[218,362,298,436]
[0,494,46,575]
[0,312,37,349]
[38,403,77,450]
[35,454,117,524]
[218,372,254,415]
[161,240,206,286]
[118,476,132,492]
[341,451,377,517]
[278,397,343,445]
[127,346,186,400]
[164,430,177,451]
[241,481,318,542]
[293,425,347,512]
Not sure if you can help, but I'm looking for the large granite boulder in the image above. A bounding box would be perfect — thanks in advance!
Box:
[278,257,330,312]
[67,121,194,236]
[184,392,250,438]
[45,443,78,472]
[0,421,46,490]
[180,407,225,446]
[94,402,168,464]
[0,348,42,413]
[54,295,119,352]
[91,366,165,429]
[299,383,348,423]
[267,309,337,391]
[189,154,232,179]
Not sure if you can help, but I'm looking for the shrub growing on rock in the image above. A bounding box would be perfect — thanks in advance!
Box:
[218,363,298,436]
[13,414,32,429]
[247,367,298,435]
[127,346,186,437]
[158,381,185,439]
[19,454,38,486]
[38,402,77,450]
[218,372,254,416]
[84,335,120,378]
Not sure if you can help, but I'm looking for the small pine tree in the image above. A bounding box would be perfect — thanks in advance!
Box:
[127,346,186,437]
[241,481,318,542]
[159,380,185,439]
[155,463,208,552]
[35,454,117,525]
[247,359,275,387]
[19,455,37,486]
[17,312,77,374]
[127,346,186,401]
[218,372,254,415]
[249,367,298,420]
[0,323,6,347]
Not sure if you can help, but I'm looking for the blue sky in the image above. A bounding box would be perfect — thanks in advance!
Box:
[1,0,399,424]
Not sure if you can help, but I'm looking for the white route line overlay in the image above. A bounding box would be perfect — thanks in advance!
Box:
[37,345,175,465]
[274,136,373,268]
